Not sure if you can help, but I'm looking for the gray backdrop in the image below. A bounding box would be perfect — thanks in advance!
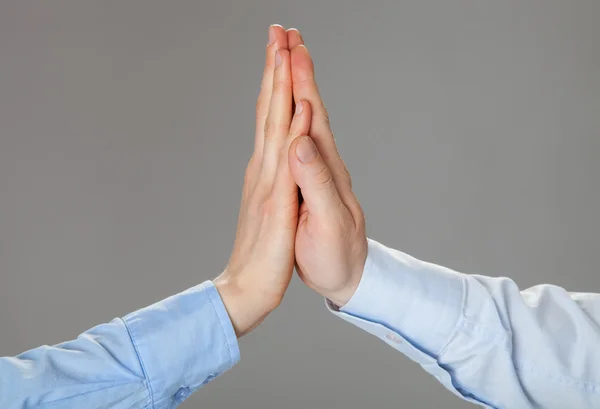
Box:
[1,1,599,408]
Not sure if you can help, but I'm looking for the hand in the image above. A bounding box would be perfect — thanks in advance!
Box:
[214,25,313,337]
[286,29,368,307]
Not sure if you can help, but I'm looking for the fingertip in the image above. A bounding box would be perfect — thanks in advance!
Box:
[289,99,312,139]
[295,136,318,164]
[295,99,310,116]
[270,24,288,49]
[290,43,306,57]
[295,100,303,115]
[287,28,304,48]
[266,25,287,69]
[300,100,312,127]
[290,45,314,80]
[294,44,309,53]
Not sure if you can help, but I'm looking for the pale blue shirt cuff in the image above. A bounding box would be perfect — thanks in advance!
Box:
[325,239,487,406]
[329,238,464,358]
[122,280,240,408]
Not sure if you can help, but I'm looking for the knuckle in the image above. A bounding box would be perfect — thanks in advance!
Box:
[356,211,366,230]
[344,192,365,230]
[256,113,267,125]
[322,104,331,122]
[248,194,268,218]
[264,57,274,72]
[351,201,365,224]
[314,165,334,190]
[260,196,275,217]
[264,44,277,65]
[244,158,257,183]
[314,110,331,128]
[337,156,349,174]
[249,201,263,219]
[337,158,352,186]
[264,121,289,138]
[292,76,316,87]
[273,77,292,91]
[256,96,267,116]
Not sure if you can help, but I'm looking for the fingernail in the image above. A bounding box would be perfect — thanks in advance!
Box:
[290,28,304,44]
[295,100,303,115]
[275,50,282,67]
[268,26,276,46]
[296,137,317,163]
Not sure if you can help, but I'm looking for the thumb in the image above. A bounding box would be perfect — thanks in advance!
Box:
[289,136,344,217]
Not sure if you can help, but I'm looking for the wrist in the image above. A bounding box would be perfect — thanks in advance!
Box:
[326,241,368,308]
[213,274,275,338]
[326,275,361,308]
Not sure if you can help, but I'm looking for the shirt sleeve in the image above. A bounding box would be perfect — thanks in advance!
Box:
[327,238,600,408]
[0,280,240,409]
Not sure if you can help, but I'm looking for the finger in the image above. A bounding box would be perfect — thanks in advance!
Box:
[288,99,312,141]
[286,28,304,49]
[290,44,352,189]
[255,24,288,159]
[272,99,312,203]
[288,136,344,218]
[261,47,293,182]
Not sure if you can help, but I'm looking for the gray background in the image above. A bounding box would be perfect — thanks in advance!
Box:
[1,1,599,408]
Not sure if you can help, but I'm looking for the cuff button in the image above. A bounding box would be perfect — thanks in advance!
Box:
[174,386,190,402]
[385,332,403,344]
[203,372,218,384]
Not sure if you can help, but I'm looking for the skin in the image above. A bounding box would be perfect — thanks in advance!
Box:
[213,25,312,337]
[215,25,368,337]
[286,28,368,307]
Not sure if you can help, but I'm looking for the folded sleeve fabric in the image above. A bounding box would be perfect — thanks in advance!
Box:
[328,238,600,408]
[0,280,240,409]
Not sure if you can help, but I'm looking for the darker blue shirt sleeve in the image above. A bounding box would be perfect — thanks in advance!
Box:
[0,281,240,409]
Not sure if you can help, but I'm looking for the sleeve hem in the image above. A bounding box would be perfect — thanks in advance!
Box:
[206,282,241,367]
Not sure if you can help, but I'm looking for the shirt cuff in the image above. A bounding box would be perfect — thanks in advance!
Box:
[122,281,240,409]
[328,238,465,358]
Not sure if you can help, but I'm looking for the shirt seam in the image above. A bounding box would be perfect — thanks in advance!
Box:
[436,274,467,357]
[42,380,147,405]
[121,317,156,409]
[439,275,513,358]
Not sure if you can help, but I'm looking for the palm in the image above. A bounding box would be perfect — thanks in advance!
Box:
[294,203,360,301]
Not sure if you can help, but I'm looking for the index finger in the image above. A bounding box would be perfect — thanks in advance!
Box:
[290,43,351,189]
